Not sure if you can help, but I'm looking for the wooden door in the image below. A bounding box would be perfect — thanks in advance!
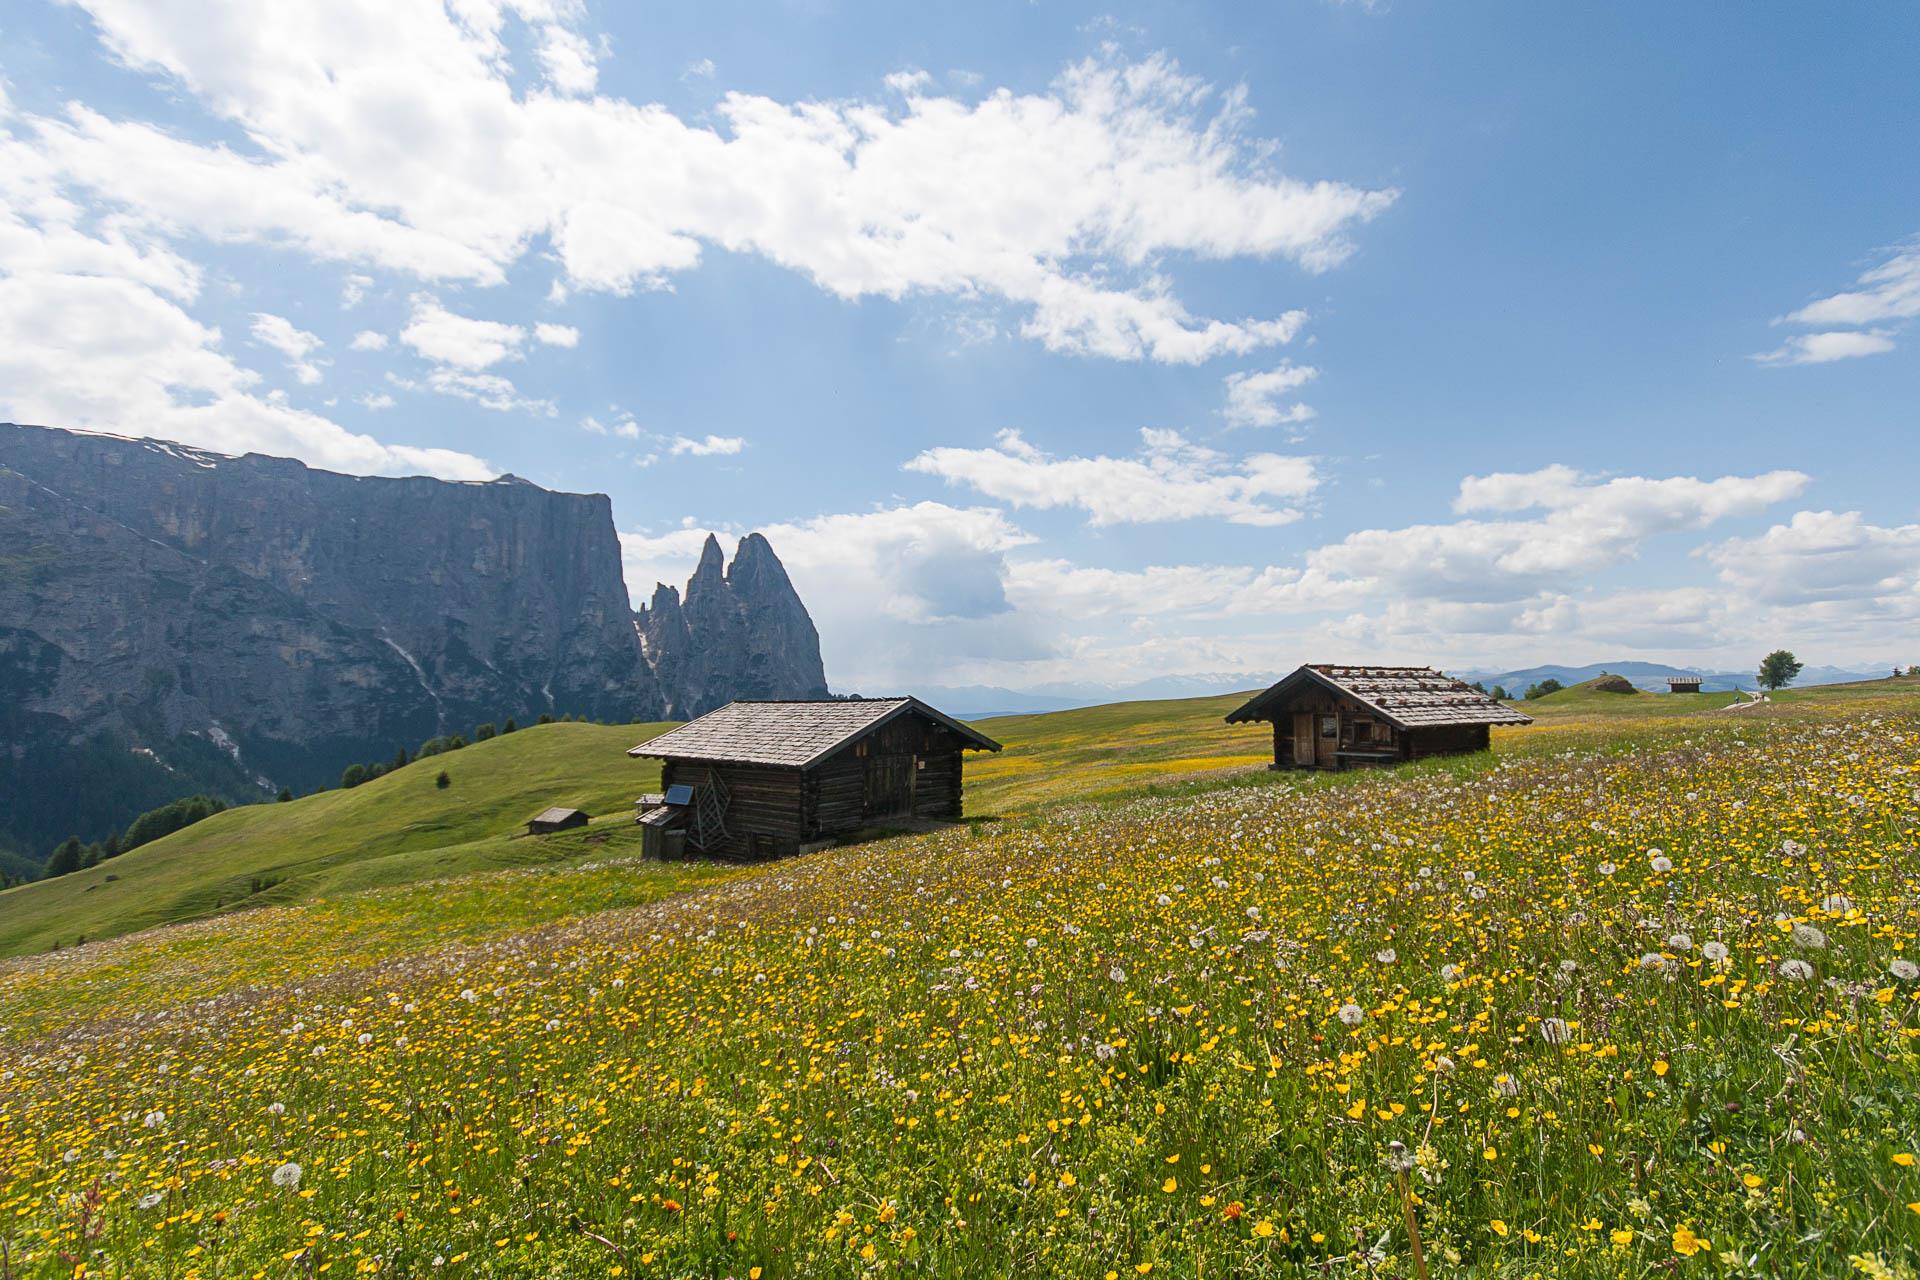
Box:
[1292,713,1314,769]
[864,755,913,817]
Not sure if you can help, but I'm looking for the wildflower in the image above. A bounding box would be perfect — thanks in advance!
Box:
[1892,959,1919,982]
[1667,932,1693,952]
[1792,923,1828,950]
[142,1110,166,1129]
[272,1162,303,1189]
[1821,893,1856,914]
[1650,854,1674,874]
[1639,953,1667,971]
[267,1102,286,1116]
[1598,861,1617,876]
[1702,941,1730,963]
[1374,947,1397,965]
[137,1192,164,1210]
[1778,958,1815,982]
[1337,1002,1365,1027]
[1108,965,1127,983]
[1671,1223,1708,1256]
[1490,1219,1508,1237]
[1539,1016,1571,1045]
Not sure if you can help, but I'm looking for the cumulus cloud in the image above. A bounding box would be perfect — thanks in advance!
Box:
[400,296,525,369]
[1707,509,1920,607]
[349,329,389,351]
[668,434,745,457]
[1222,361,1317,428]
[1297,465,1809,603]
[533,322,579,347]
[248,311,325,384]
[906,428,1319,526]
[1758,238,1918,363]
[30,3,1392,364]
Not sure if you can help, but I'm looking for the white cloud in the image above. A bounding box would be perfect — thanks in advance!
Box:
[581,414,642,439]
[29,5,1393,364]
[358,392,395,411]
[1222,361,1317,428]
[1752,330,1896,366]
[533,321,579,347]
[349,329,388,351]
[668,434,745,457]
[1298,465,1809,603]
[1759,239,1918,363]
[682,57,716,81]
[0,271,489,478]
[400,295,525,369]
[1707,509,1920,607]
[248,311,325,384]
[1783,242,1920,329]
[905,427,1318,526]
[404,367,553,415]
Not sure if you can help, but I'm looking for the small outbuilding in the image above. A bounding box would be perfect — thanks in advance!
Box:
[527,806,589,835]
[628,698,1002,859]
[1666,676,1704,694]
[1226,664,1533,771]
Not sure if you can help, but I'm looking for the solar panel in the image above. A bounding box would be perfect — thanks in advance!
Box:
[664,783,694,807]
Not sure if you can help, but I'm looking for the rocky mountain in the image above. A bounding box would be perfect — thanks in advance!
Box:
[637,532,829,719]
[0,422,828,861]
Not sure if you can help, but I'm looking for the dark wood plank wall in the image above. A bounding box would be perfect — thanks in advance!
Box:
[660,759,806,857]
[1254,688,1410,770]
[1404,724,1491,758]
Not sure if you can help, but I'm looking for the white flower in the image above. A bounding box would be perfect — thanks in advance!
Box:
[1701,941,1730,963]
[1890,958,1919,982]
[1337,1002,1366,1027]
[272,1161,303,1189]
[1440,963,1461,982]
[1667,933,1693,953]
[1107,966,1127,983]
[1374,948,1397,965]
[459,988,478,1002]
[267,1102,286,1117]
[1638,953,1667,972]
[1598,862,1617,877]
[1777,958,1814,982]
[1791,924,1827,950]
[1539,1016,1571,1045]
[137,1192,164,1210]
[357,1033,373,1046]
[142,1110,166,1129]
[1649,855,1674,874]
[1821,893,1856,915]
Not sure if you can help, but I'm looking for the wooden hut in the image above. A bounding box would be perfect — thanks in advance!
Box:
[627,698,1002,859]
[1225,665,1532,771]
[527,806,589,835]
[1666,675,1704,694]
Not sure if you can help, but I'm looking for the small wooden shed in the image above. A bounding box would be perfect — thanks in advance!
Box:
[1666,676,1704,694]
[527,806,589,835]
[1226,665,1533,771]
[627,698,1002,859]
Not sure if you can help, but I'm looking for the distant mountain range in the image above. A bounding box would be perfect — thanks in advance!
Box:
[930,659,1893,720]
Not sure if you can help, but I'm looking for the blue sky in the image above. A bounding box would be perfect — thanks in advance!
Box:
[2,1,1916,692]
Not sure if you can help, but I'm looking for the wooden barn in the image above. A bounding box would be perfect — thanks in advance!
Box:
[627,698,1002,859]
[1225,665,1533,770]
[1666,675,1704,694]
[527,806,589,835]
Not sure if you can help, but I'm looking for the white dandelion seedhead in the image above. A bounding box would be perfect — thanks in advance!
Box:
[1337,1002,1366,1027]
[1777,958,1815,982]
[1539,1016,1571,1046]
[1667,933,1693,953]
[136,1192,164,1211]
[1638,953,1668,972]
[1107,965,1127,984]
[1821,893,1856,915]
[1701,941,1730,964]
[1791,924,1828,951]
[1375,948,1397,965]
[1598,862,1617,877]
[1649,855,1674,874]
[272,1161,303,1189]
[1890,958,1919,982]
[1440,963,1462,983]
[459,988,478,1003]
[141,1110,166,1129]
[1494,1074,1520,1097]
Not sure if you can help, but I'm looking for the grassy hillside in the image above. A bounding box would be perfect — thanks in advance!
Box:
[2,689,1916,1276]
[0,721,671,956]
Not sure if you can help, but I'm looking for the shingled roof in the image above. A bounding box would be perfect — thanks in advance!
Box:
[628,698,1002,769]
[1225,665,1534,730]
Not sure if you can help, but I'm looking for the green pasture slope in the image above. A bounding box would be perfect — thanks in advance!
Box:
[0,721,671,956]
[5,674,1915,958]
